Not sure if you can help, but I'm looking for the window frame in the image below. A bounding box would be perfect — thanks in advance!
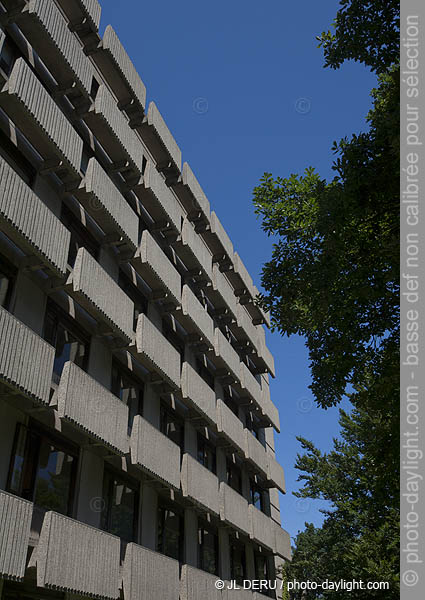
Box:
[100,464,140,543]
[156,499,184,563]
[198,520,219,576]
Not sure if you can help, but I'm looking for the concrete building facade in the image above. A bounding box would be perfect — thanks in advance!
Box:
[0,1,291,599]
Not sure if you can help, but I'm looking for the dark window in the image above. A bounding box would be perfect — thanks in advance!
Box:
[195,356,215,390]
[0,36,21,76]
[90,77,100,100]
[198,523,218,575]
[223,392,239,417]
[80,143,95,175]
[250,479,265,512]
[118,270,148,331]
[61,204,99,268]
[226,459,242,494]
[254,552,272,596]
[111,359,144,433]
[43,300,90,384]
[0,129,36,187]
[7,423,78,515]
[246,413,261,440]
[230,542,246,585]
[160,402,184,451]
[162,316,185,364]
[197,432,216,474]
[157,503,183,561]
[100,467,139,543]
[0,255,16,310]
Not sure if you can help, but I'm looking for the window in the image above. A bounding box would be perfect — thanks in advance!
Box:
[198,522,218,575]
[162,316,185,363]
[160,402,184,451]
[7,423,78,515]
[157,502,183,561]
[246,413,261,441]
[223,392,239,417]
[100,467,139,543]
[111,359,143,432]
[43,300,90,384]
[61,204,99,268]
[0,255,16,310]
[0,129,36,187]
[230,541,246,585]
[254,552,272,595]
[0,36,21,76]
[197,432,216,474]
[195,356,215,390]
[226,459,242,494]
[250,479,265,512]
[118,270,148,331]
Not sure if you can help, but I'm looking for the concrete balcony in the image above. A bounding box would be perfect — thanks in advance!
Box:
[176,285,214,349]
[249,505,275,552]
[244,430,268,478]
[234,304,261,355]
[173,219,212,282]
[181,361,216,424]
[132,313,181,389]
[123,543,179,600]
[171,162,210,224]
[0,156,70,277]
[239,362,262,408]
[76,157,138,251]
[211,328,240,382]
[0,306,54,405]
[33,511,120,599]
[130,230,181,307]
[181,453,220,516]
[68,247,134,343]
[133,161,182,236]
[260,377,280,432]
[216,399,245,456]
[256,327,276,378]
[0,58,83,180]
[130,415,181,489]
[231,251,255,301]
[251,284,271,327]
[266,455,286,494]
[137,101,182,175]
[219,482,250,537]
[209,263,237,321]
[57,361,129,455]
[55,0,101,33]
[274,524,291,560]
[0,490,33,581]
[202,211,234,268]
[94,25,146,117]
[180,565,222,600]
[16,0,94,98]
[84,85,143,178]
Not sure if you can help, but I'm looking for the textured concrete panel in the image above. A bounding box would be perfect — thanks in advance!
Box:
[181,453,220,516]
[213,329,240,381]
[0,490,33,581]
[0,306,55,404]
[146,101,181,172]
[0,156,70,276]
[181,162,210,219]
[180,564,222,600]
[78,157,138,250]
[35,511,120,599]
[212,264,237,318]
[181,361,216,424]
[102,25,146,110]
[236,304,260,353]
[70,247,134,342]
[2,58,83,177]
[134,313,181,388]
[257,326,276,378]
[210,211,234,260]
[260,378,280,432]
[216,399,245,455]
[274,524,291,560]
[55,0,101,31]
[267,455,286,494]
[239,362,262,407]
[130,415,181,489]
[244,430,268,478]
[181,285,214,348]
[252,283,271,327]
[219,482,250,536]
[136,161,182,233]
[249,505,275,552]
[176,218,212,279]
[233,252,255,297]
[57,361,129,455]
[123,543,179,600]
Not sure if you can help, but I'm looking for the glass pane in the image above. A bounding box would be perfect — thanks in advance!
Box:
[8,425,27,494]
[162,509,182,560]
[108,481,136,543]
[33,442,74,514]
[53,324,86,379]
[231,545,246,584]
[0,273,10,308]
[200,529,217,575]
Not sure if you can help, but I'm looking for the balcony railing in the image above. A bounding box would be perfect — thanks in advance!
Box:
[211,328,240,382]
[76,157,138,251]
[1,58,83,180]
[0,306,55,405]
[130,415,181,489]
[123,543,179,600]
[201,211,234,268]
[219,482,250,537]
[130,230,181,307]
[256,326,276,378]
[171,162,210,223]
[266,455,286,494]
[234,304,261,354]
[173,218,212,282]
[260,376,280,432]
[216,399,245,456]
[177,285,214,349]
[132,313,181,389]
[69,247,134,343]
[180,564,223,600]
[55,0,101,33]
[181,453,220,516]
[244,430,269,478]
[239,362,262,408]
[274,524,292,560]
[210,263,237,320]
[181,361,216,424]
[249,505,275,552]
[34,511,120,599]
[0,490,33,581]
[0,156,70,277]
[57,361,129,455]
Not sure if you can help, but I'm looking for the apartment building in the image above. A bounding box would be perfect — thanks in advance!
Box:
[0,1,291,599]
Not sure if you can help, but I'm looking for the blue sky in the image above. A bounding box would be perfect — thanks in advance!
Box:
[100,0,376,539]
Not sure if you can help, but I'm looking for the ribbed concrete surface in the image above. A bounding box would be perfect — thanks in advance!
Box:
[181,361,216,423]
[135,314,181,388]
[147,101,181,171]
[80,157,138,250]
[5,58,83,176]
[212,264,237,317]
[239,362,262,406]
[219,482,250,536]
[123,542,179,600]
[182,285,214,348]
[210,211,233,260]
[267,455,286,494]
[216,399,245,455]
[233,252,255,298]
[228,588,256,600]
[143,161,182,233]
[257,326,276,378]
[274,524,291,560]
[180,564,222,600]
[236,304,260,352]
[0,306,54,404]
[56,0,102,31]
[244,430,268,477]
[180,218,212,279]
[260,377,280,432]
[249,504,275,552]
[0,156,70,276]
[130,415,181,489]
[0,490,33,581]
[181,453,219,516]
[102,25,146,110]
[71,247,134,342]
[36,511,120,599]
[182,163,210,219]
[214,329,240,380]
[26,0,94,94]
[57,361,129,455]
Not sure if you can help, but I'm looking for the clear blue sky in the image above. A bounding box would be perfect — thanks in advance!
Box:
[100,0,376,540]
